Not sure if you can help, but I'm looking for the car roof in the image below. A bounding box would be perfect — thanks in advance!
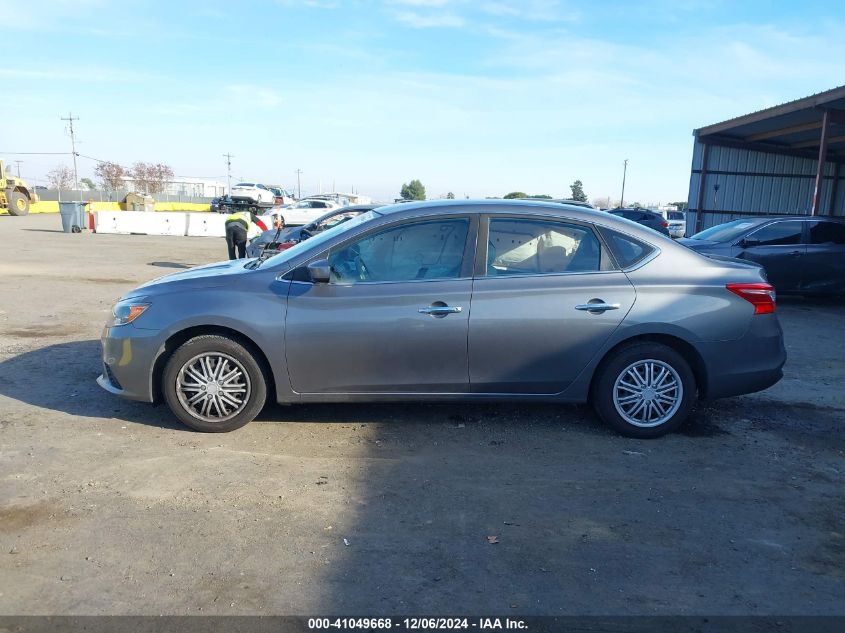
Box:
[376,199,658,234]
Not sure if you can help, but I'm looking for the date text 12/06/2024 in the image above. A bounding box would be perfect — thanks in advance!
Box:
[307,618,528,630]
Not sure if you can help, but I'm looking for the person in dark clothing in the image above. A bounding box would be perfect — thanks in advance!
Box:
[224,210,267,259]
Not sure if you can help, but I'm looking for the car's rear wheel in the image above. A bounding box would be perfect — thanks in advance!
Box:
[592,342,696,438]
[163,335,267,432]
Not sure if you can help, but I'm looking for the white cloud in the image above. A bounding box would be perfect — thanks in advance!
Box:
[392,10,464,27]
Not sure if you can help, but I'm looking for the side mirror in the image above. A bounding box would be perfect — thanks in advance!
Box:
[307,259,331,283]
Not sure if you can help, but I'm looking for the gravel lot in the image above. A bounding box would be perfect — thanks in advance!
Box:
[0,214,843,616]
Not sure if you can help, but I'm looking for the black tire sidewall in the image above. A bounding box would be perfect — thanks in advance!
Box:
[593,343,696,438]
[163,335,267,432]
[8,191,30,216]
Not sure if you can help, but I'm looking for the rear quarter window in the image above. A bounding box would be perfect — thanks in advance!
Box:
[598,226,656,269]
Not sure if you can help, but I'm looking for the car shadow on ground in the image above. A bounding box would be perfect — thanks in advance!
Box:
[0,339,186,431]
[0,339,752,439]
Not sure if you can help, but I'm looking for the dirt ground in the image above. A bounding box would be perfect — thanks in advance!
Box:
[0,214,843,616]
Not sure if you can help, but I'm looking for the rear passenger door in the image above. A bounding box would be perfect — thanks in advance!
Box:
[736,220,805,292]
[804,220,845,294]
[468,216,636,394]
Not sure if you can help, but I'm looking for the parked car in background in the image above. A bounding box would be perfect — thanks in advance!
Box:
[210,195,230,213]
[99,200,785,439]
[267,186,295,206]
[283,197,342,225]
[680,216,845,296]
[229,183,276,207]
[246,205,380,258]
[656,209,687,238]
[610,208,670,236]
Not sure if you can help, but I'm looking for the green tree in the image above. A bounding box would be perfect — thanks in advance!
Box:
[446,191,455,199]
[400,179,426,201]
[569,179,587,202]
[671,201,689,211]
[530,194,552,199]
[503,191,527,199]
[81,177,97,190]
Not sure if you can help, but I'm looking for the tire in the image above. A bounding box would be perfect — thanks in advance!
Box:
[162,335,267,432]
[8,190,30,216]
[592,342,696,438]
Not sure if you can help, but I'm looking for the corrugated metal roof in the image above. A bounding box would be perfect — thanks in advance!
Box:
[696,84,845,134]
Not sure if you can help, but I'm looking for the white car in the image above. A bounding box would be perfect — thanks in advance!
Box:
[658,209,687,238]
[282,198,342,225]
[229,182,276,206]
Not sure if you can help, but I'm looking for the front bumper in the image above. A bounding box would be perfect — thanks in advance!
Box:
[97,325,164,403]
[695,313,786,399]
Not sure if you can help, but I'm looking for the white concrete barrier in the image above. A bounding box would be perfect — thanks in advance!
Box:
[186,213,227,237]
[141,212,188,236]
[93,211,143,234]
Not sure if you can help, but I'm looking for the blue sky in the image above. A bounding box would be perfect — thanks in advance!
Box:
[3,0,843,203]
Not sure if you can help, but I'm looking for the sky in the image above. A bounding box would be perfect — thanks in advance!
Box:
[2,0,844,203]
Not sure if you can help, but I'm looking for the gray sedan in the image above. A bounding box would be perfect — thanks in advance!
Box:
[98,200,785,438]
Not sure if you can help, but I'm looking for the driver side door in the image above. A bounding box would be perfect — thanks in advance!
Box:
[284,215,476,395]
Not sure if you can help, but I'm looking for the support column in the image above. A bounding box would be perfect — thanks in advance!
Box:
[811,109,831,216]
[694,142,710,234]
[828,161,841,216]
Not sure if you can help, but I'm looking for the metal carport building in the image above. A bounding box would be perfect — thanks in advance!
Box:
[686,84,845,234]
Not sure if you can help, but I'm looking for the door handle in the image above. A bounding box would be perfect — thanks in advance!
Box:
[575,302,620,313]
[419,305,462,316]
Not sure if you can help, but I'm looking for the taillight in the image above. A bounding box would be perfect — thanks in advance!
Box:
[278,241,296,250]
[726,283,776,314]
[661,221,669,228]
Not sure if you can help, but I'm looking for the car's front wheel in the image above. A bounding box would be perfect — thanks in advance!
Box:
[592,342,696,438]
[163,335,267,432]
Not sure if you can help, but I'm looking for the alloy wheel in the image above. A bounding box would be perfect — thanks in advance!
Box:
[175,352,252,423]
[612,359,683,428]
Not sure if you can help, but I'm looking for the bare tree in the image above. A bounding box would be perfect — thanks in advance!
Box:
[129,162,151,194]
[95,162,126,191]
[46,165,74,189]
[129,162,174,195]
[147,163,174,195]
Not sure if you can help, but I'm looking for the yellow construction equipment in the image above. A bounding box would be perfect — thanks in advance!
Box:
[1,159,39,215]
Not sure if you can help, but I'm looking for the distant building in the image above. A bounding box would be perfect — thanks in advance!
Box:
[121,176,227,198]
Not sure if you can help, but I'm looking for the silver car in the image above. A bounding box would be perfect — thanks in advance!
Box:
[98,200,785,438]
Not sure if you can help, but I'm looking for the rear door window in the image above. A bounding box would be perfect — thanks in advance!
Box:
[486,218,610,275]
[809,221,845,245]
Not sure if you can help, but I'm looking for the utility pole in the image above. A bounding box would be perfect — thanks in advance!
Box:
[223,153,234,194]
[60,112,80,190]
[620,159,628,208]
[14,160,23,178]
[295,169,302,199]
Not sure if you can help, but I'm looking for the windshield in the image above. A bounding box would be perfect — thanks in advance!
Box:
[668,211,684,220]
[235,183,254,187]
[252,209,383,269]
[690,219,758,242]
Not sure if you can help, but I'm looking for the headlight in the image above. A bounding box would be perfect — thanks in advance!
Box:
[110,298,150,326]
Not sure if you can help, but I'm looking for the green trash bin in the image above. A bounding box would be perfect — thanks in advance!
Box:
[59,202,86,233]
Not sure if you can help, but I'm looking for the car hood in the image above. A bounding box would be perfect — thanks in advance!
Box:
[126,259,253,298]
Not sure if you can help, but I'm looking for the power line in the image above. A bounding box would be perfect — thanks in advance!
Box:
[60,112,80,189]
